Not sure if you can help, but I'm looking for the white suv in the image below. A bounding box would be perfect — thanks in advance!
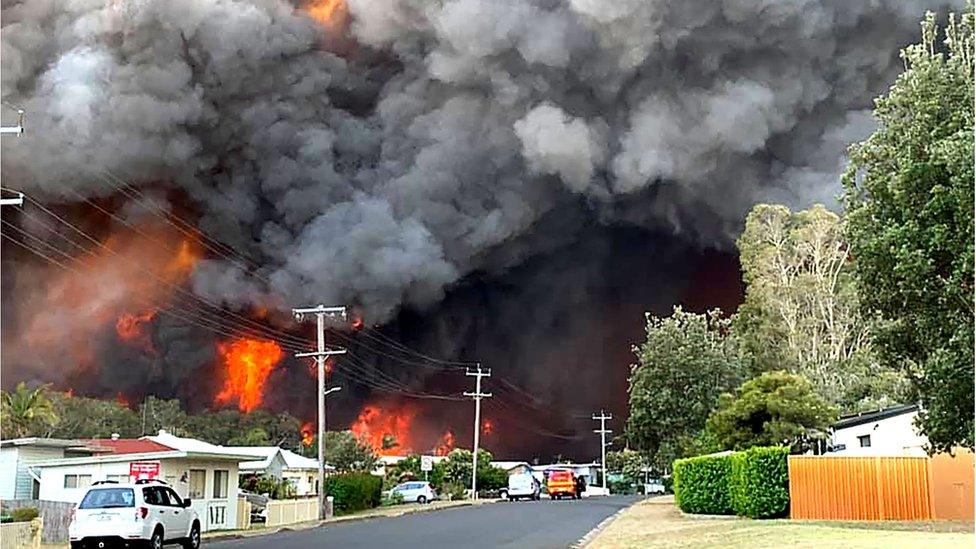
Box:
[69,480,200,549]
[388,481,437,503]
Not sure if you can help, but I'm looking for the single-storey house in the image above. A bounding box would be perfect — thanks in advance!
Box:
[29,430,255,531]
[237,446,329,496]
[373,455,448,477]
[830,404,928,456]
[0,438,104,500]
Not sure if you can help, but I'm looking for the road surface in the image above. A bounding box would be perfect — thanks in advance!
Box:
[208,496,642,549]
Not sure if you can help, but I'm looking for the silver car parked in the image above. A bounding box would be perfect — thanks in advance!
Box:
[389,481,437,503]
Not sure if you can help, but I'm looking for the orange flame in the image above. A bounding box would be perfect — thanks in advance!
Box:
[434,430,455,456]
[214,338,284,412]
[350,404,416,456]
[301,422,315,447]
[351,316,364,331]
[115,309,157,353]
[482,420,493,436]
[307,0,348,31]
[116,393,131,408]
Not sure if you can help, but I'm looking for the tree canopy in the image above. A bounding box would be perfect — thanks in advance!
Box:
[626,307,743,468]
[734,203,907,411]
[0,388,307,451]
[1,383,59,438]
[322,430,379,473]
[705,371,837,452]
[842,10,974,451]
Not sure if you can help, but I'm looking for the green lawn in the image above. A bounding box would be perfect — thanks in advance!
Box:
[589,497,974,549]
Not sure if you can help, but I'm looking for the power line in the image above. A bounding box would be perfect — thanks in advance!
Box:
[5,203,312,351]
[97,168,269,281]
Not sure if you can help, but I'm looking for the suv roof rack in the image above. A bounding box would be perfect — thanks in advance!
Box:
[92,480,120,485]
[134,478,169,485]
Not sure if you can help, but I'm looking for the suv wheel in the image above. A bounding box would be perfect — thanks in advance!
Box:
[499,490,508,500]
[148,527,164,549]
[417,495,427,504]
[182,522,201,549]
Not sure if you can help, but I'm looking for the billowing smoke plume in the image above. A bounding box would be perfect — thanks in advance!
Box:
[0,0,957,454]
[3,0,950,321]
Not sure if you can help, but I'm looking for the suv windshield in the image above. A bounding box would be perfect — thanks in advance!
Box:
[79,488,135,509]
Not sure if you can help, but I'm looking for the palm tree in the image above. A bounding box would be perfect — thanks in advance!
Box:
[1,382,59,438]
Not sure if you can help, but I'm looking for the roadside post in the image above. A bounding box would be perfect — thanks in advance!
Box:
[421,455,433,482]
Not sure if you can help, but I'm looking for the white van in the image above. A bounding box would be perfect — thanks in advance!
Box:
[502,472,541,501]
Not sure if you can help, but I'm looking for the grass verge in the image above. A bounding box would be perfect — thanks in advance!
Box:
[587,496,973,549]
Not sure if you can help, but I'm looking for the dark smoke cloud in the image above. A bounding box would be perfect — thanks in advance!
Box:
[2,0,955,323]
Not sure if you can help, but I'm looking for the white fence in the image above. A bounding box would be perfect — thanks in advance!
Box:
[266,497,318,527]
[0,520,40,549]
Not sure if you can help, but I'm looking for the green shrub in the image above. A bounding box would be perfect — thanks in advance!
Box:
[240,474,296,499]
[10,507,39,523]
[673,454,733,515]
[729,446,789,518]
[476,465,509,491]
[380,491,404,507]
[441,482,468,501]
[608,478,637,495]
[323,473,382,514]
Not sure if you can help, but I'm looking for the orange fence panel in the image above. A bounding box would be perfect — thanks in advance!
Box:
[930,450,975,520]
[789,456,932,520]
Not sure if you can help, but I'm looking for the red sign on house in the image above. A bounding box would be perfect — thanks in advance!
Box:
[129,461,161,481]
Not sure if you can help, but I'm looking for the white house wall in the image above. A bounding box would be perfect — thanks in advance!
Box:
[35,458,240,532]
[160,459,240,532]
[281,470,317,496]
[831,411,928,456]
[38,461,132,503]
[0,447,19,500]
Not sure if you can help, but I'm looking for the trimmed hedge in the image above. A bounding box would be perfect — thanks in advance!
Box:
[323,473,382,514]
[674,446,789,519]
[730,447,789,518]
[673,454,734,515]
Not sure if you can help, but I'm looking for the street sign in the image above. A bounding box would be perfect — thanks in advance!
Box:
[421,455,434,472]
[130,461,161,482]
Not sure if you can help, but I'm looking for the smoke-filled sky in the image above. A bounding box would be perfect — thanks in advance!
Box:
[0,0,957,457]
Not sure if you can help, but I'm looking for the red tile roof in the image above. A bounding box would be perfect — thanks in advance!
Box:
[88,439,175,455]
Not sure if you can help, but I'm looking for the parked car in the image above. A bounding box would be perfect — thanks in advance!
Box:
[644,479,666,495]
[386,481,437,504]
[546,470,577,500]
[501,472,541,501]
[69,480,200,549]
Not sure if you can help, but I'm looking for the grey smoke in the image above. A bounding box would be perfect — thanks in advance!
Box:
[1,0,958,324]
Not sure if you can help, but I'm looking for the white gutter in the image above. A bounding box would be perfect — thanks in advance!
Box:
[28,451,187,467]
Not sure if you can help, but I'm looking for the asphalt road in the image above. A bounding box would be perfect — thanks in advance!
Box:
[208,496,642,549]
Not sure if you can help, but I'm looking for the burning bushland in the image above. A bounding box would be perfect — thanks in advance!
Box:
[0,0,953,456]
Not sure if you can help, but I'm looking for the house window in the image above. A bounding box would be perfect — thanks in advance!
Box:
[213,470,229,499]
[858,434,872,448]
[106,474,128,484]
[64,474,92,489]
[189,470,206,499]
